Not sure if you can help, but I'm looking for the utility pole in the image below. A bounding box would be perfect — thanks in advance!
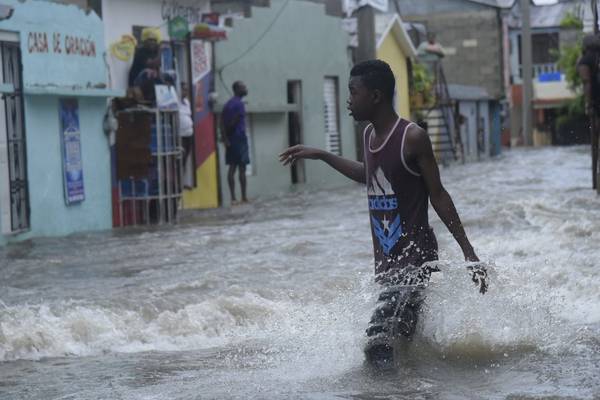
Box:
[521,0,533,146]
[356,5,376,62]
[354,4,377,160]
[593,0,599,192]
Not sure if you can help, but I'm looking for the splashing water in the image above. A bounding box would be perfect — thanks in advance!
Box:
[1,146,599,399]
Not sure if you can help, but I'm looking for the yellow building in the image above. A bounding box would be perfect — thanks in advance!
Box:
[375,14,417,119]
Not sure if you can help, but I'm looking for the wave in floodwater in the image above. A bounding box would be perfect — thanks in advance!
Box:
[1,261,595,366]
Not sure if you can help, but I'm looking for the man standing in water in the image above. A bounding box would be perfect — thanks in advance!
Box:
[222,81,250,204]
[279,60,486,364]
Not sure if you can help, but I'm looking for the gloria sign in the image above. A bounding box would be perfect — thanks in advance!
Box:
[5,0,108,88]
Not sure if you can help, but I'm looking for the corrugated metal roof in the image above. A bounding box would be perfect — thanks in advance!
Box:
[463,0,516,8]
[509,0,586,29]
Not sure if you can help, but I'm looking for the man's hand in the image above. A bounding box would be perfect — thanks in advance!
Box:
[279,145,323,166]
[466,263,488,294]
[464,248,479,263]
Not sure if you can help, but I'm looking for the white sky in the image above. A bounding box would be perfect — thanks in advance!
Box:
[532,0,559,4]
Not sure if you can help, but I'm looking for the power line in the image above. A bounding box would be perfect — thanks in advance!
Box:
[218,0,292,96]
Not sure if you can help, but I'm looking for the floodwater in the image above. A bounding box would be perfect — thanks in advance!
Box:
[1,146,599,400]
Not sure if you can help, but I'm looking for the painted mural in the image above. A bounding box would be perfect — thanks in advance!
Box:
[183,39,219,208]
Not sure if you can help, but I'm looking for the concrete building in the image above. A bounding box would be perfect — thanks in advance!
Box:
[507,0,584,146]
[214,0,355,204]
[0,0,120,245]
[397,0,511,102]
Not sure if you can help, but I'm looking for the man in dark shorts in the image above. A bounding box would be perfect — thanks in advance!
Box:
[222,81,250,204]
[279,60,486,365]
[577,34,600,190]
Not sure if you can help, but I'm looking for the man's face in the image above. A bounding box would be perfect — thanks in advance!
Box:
[427,34,436,44]
[144,38,158,51]
[347,76,375,122]
[236,83,248,97]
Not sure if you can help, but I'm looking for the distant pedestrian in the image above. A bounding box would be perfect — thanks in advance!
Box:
[221,81,250,204]
[577,34,600,189]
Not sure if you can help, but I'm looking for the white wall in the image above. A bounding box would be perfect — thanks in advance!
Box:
[102,0,210,90]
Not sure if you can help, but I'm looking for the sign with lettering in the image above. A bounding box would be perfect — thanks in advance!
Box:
[162,0,205,25]
[191,40,211,82]
[28,32,97,57]
[3,0,108,87]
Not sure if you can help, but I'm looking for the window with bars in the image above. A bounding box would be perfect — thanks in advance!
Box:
[323,77,341,156]
[0,35,30,234]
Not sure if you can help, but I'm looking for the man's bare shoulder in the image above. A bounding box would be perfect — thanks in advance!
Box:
[404,123,432,154]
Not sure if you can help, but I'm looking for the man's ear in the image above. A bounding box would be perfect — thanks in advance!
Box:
[372,89,383,105]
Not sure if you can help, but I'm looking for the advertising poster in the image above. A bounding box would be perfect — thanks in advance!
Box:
[59,98,85,204]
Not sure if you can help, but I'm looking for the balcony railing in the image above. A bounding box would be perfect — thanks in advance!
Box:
[514,63,560,83]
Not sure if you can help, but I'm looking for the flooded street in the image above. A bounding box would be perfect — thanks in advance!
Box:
[1,146,600,400]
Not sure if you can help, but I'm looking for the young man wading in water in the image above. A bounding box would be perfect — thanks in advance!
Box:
[279,60,487,365]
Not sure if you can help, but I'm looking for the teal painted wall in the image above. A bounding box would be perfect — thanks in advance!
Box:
[0,1,112,244]
[0,0,107,88]
[215,0,356,203]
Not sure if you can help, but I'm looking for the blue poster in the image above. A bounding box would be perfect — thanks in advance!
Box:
[59,99,85,204]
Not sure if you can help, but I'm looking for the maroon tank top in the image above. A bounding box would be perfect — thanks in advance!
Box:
[363,118,438,280]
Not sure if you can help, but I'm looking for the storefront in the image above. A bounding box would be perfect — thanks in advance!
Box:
[102,0,220,225]
[0,0,121,245]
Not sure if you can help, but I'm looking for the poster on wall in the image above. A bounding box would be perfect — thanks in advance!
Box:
[59,99,85,204]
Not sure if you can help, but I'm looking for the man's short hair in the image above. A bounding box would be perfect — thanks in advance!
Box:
[350,60,395,102]
[583,34,600,52]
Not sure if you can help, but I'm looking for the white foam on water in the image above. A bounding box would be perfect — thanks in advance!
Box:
[1,147,599,384]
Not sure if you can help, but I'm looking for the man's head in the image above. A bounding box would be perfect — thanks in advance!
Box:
[141,27,161,50]
[347,60,395,121]
[427,32,436,44]
[583,34,600,53]
[233,81,248,98]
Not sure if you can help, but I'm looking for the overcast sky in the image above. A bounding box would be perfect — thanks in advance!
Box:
[532,0,559,4]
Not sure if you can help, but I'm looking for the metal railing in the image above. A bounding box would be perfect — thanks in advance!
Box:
[416,60,463,164]
[116,108,184,227]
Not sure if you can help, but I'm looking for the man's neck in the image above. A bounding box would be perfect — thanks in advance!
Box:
[371,108,399,137]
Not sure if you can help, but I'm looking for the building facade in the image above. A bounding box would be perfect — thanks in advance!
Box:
[0,0,120,245]
[398,0,508,101]
[100,0,222,215]
[214,0,356,203]
[507,0,584,146]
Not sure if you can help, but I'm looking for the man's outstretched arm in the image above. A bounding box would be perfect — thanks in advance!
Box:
[279,145,366,184]
[405,125,478,262]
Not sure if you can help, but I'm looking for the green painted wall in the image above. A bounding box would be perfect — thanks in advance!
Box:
[215,0,356,204]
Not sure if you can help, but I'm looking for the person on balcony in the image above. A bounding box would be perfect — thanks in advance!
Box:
[417,32,445,66]
[128,27,161,88]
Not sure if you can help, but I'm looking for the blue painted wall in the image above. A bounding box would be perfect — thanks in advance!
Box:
[0,1,112,244]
